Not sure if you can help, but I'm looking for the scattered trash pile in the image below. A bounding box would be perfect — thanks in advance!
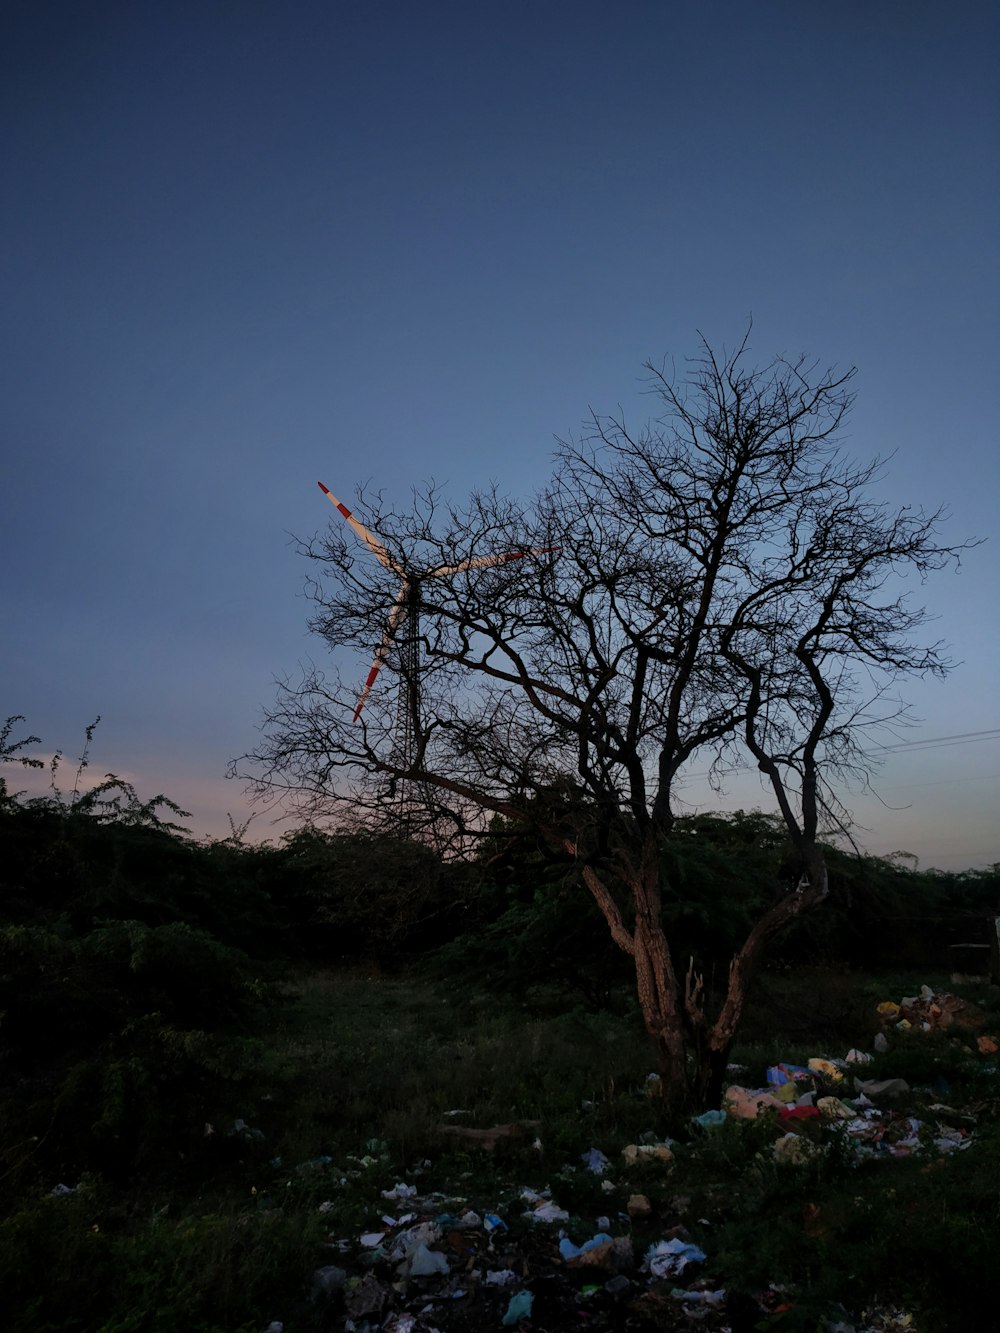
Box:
[876,982,997,1054]
[300,1162,743,1332]
[712,982,992,1161]
[718,1050,974,1160]
[245,984,995,1331]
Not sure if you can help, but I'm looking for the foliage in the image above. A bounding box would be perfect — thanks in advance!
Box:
[0,913,270,1189]
[250,825,469,965]
[0,727,278,1196]
[435,809,788,1007]
[0,1179,321,1333]
[0,714,43,802]
[438,808,997,1010]
[0,793,284,959]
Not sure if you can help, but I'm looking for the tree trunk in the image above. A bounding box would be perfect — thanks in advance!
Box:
[632,920,689,1109]
[628,838,693,1111]
[577,839,695,1111]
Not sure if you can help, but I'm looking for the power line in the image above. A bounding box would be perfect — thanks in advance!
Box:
[673,728,1000,784]
[886,773,1000,792]
[872,728,1000,755]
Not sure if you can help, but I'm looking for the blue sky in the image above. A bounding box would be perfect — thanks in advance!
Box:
[2,1,997,867]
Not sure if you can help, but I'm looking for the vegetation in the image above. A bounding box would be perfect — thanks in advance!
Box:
[2,721,998,1328]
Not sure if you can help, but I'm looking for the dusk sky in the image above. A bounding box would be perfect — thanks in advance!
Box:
[3,1,997,869]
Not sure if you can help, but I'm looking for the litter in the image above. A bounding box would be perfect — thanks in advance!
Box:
[876,987,972,1034]
[343,1272,391,1318]
[559,1231,614,1261]
[817,1096,855,1120]
[644,1238,706,1278]
[691,1109,727,1130]
[389,1221,441,1257]
[772,1132,824,1165]
[398,1243,449,1277]
[383,1315,418,1333]
[673,1287,726,1306]
[724,1085,782,1118]
[767,1064,814,1102]
[581,1147,611,1173]
[807,1057,844,1083]
[853,1078,910,1100]
[485,1269,518,1285]
[381,1182,417,1200]
[779,1104,821,1122]
[296,976,993,1333]
[501,1289,534,1325]
[564,1233,634,1272]
[622,1141,673,1163]
[519,1187,569,1222]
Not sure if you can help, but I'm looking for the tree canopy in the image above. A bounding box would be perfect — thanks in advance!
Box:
[238,330,972,1107]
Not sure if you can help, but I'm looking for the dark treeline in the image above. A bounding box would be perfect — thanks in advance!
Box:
[3,764,997,1194]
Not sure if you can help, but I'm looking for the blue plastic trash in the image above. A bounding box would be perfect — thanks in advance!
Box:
[501,1289,534,1325]
[559,1232,614,1261]
[691,1109,727,1130]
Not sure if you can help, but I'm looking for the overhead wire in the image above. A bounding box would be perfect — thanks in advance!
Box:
[870,728,1000,755]
[675,728,1000,783]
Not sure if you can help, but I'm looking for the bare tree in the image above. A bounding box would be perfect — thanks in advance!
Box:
[236,331,971,1110]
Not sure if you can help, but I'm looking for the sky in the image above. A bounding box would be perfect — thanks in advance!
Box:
[2,0,997,868]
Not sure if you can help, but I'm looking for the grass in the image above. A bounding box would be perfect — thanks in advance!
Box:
[3,965,998,1331]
